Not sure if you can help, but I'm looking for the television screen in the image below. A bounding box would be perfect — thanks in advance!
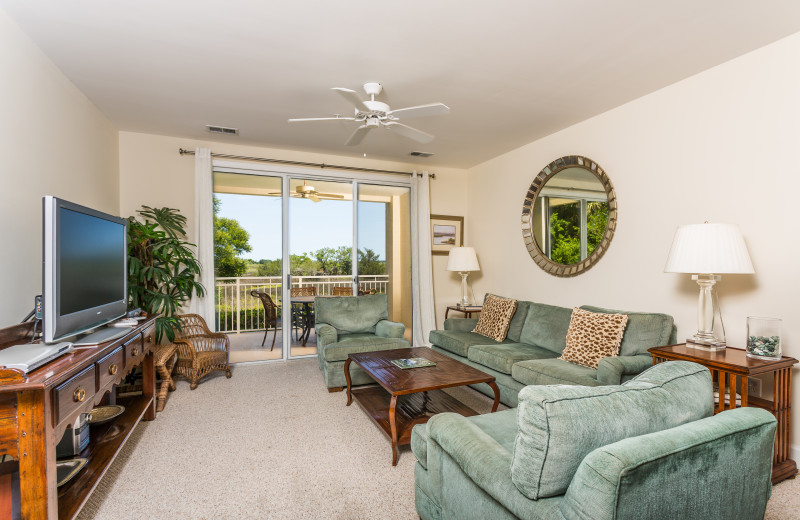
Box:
[43,197,128,344]
[59,208,126,315]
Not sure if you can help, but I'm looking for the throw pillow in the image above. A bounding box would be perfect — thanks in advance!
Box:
[472,294,518,342]
[559,307,628,369]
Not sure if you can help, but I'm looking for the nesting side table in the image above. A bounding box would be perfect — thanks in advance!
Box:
[649,344,797,484]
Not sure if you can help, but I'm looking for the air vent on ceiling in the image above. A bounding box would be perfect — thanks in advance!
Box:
[409,151,434,157]
[206,125,239,135]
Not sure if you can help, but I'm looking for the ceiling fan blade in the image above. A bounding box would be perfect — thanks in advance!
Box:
[387,102,450,119]
[384,122,435,144]
[288,116,356,122]
[308,194,321,203]
[315,193,345,199]
[345,125,371,146]
[332,88,369,111]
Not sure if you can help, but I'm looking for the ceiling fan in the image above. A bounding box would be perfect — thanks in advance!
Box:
[266,180,345,203]
[288,82,450,146]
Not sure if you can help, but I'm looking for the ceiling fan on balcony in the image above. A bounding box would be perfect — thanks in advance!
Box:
[265,180,344,203]
[288,82,450,146]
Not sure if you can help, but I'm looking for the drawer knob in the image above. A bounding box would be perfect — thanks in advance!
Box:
[109,364,118,375]
[73,387,86,403]
[132,347,140,357]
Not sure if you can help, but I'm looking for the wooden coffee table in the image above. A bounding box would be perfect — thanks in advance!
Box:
[344,347,500,465]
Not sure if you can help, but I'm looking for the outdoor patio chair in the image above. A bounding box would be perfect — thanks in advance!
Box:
[173,314,231,390]
[332,286,353,296]
[290,287,317,341]
[250,290,279,350]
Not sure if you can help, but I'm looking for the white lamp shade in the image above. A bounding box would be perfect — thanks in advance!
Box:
[664,223,754,274]
[447,247,480,272]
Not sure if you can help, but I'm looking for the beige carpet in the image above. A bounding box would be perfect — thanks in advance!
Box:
[75,359,800,520]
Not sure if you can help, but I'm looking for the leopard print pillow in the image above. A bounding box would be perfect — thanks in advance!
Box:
[472,294,518,342]
[559,308,629,369]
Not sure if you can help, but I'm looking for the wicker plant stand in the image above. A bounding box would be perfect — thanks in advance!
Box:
[154,343,178,412]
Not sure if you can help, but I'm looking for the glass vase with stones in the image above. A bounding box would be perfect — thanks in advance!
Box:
[746,317,782,360]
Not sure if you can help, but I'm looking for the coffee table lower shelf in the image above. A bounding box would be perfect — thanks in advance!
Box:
[349,385,479,465]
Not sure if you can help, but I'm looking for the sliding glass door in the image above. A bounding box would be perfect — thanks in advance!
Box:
[357,184,412,342]
[288,178,353,358]
[213,172,284,364]
[212,166,411,363]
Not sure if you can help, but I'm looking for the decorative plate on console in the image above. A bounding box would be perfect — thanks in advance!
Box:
[56,458,87,487]
[87,404,125,425]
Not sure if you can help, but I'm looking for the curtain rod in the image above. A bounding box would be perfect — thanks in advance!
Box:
[178,148,435,178]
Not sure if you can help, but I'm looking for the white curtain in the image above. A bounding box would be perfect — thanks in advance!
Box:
[411,170,437,347]
[189,147,215,326]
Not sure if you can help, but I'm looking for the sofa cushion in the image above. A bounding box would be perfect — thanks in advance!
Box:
[512,358,601,387]
[559,307,629,369]
[468,343,557,375]
[412,408,518,470]
[321,334,409,362]
[510,361,714,500]
[519,302,573,354]
[472,294,518,342]
[315,293,389,334]
[580,305,674,356]
[429,330,513,357]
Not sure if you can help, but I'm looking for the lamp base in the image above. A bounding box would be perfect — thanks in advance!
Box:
[686,336,727,351]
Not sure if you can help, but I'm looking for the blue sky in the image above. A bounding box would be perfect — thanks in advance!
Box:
[215,193,386,261]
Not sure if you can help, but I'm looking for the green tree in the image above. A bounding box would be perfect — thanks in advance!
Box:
[314,246,352,275]
[549,209,580,265]
[586,202,609,255]
[358,248,385,275]
[214,197,252,277]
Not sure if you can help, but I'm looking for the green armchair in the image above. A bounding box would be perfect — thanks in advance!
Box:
[315,294,409,390]
[413,361,776,520]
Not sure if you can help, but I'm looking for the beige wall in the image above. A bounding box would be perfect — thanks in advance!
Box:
[118,132,467,328]
[467,33,800,450]
[0,10,119,327]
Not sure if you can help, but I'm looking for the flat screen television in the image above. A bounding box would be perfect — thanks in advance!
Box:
[42,196,128,345]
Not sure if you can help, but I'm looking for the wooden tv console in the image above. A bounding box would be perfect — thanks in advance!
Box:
[0,316,157,519]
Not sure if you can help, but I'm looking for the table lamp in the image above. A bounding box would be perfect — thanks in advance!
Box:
[664,222,754,350]
[447,247,480,307]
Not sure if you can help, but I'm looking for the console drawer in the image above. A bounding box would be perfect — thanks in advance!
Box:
[142,323,156,352]
[124,334,145,369]
[97,347,124,391]
[54,365,96,424]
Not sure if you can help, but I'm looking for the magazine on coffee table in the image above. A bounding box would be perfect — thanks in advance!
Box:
[390,357,437,369]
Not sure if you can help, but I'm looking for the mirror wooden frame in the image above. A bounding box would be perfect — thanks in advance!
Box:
[521,155,617,277]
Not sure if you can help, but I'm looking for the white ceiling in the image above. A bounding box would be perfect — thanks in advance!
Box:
[3,1,800,168]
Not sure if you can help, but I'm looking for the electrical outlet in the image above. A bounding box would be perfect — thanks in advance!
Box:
[748,377,762,398]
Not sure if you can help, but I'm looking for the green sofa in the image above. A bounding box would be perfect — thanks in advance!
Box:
[412,361,776,520]
[315,294,409,390]
[429,297,677,407]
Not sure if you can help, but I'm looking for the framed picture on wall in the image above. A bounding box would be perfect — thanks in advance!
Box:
[430,215,464,255]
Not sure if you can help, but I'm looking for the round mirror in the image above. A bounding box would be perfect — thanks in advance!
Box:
[521,155,617,277]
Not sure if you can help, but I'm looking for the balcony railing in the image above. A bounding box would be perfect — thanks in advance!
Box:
[215,275,389,333]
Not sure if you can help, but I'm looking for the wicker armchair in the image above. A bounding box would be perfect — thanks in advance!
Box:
[250,290,279,350]
[173,314,231,390]
[332,286,353,296]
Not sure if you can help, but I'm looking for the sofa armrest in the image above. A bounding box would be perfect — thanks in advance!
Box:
[375,320,405,338]
[596,354,653,385]
[560,408,776,520]
[428,413,542,520]
[316,323,338,347]
[443,318,479,332]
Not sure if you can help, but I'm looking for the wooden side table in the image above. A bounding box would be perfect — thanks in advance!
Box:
[444,305,482,319]
[649,343,798,484]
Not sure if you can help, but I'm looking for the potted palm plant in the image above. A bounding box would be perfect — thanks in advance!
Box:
[127,206,205,343]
